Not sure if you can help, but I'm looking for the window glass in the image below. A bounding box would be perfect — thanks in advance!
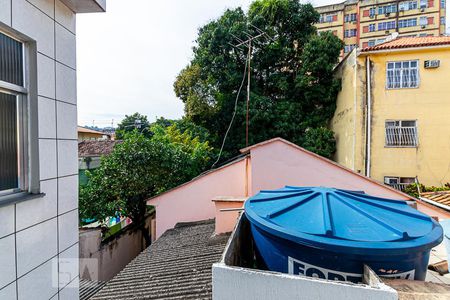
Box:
[0,32,24,86]
[385,120,418,147]
[0,92,19,192]
[387,60,419,89]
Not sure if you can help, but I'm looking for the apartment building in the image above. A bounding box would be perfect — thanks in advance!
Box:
[316,0,446,54]
[0,1,105,299]
[330,36,450,191]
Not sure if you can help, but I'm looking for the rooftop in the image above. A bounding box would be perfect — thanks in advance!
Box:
[91,220,230,300]
[78,140,121,157]
[421,191,450,212]
[78,126,110,136]
[361,36,450,52]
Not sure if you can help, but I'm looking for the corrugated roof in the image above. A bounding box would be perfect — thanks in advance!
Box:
[78,140,121,157]
[361,36,450,52]
[91,220,230,300]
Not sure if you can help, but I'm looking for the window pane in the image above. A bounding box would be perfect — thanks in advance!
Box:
[410,61,417,68]
[410,69,418,87]
[0,92,18,191]
[387,70,394,88]
[394,69,401,88]
[402,69,410,88]
[0,32,24,86]
[402,120,416,127]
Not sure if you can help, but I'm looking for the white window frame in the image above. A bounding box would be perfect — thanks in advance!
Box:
[385,120,418,147]
[386,60,420,89]
[420,0,428,8]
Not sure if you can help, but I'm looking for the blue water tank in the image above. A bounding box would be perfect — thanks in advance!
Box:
[245,186,443,283]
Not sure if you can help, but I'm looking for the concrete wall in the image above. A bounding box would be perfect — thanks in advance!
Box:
[330,49,366,173]
[147,158,248,239]
[0,1,80,299]
[212,264,398,300]
[79,215,153,282]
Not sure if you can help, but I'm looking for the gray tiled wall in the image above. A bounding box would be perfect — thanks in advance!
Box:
[0,0,79,299]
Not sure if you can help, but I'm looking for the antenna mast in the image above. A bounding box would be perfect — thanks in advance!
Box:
[230,24,273,147]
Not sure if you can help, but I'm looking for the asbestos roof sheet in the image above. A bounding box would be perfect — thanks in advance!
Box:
[91,220,230,300]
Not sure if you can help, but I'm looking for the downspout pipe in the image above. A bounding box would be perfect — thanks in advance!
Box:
[365,56,372,177]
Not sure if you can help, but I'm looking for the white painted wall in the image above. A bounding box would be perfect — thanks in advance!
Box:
[0,1,81,299]
[212,264,398,300]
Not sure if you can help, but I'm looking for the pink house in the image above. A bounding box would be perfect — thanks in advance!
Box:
[147,138,450,239]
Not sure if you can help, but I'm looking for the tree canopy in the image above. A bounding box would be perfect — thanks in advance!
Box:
[115,112,152,139]
[79,123,213,244]
[174,0,343,160]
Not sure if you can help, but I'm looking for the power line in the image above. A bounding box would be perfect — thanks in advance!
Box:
[211,53,249,169]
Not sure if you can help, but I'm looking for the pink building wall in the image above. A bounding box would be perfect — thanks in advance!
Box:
[248,139,411,200]
[148,138,450,239]
[148,158,248,238]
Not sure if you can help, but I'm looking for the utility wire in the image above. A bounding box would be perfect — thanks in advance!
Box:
[211,54,249,169]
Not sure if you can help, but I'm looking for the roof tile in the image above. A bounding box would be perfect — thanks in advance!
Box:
[361,36,450,52]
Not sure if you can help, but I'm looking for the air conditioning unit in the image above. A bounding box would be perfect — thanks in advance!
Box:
[424,60,440,68]
[421,25,426,29]
[385,30,391,34]
[385,13,391,17]
[420,8,425,12]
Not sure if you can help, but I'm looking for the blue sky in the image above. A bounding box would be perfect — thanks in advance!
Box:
[76,0,448,127]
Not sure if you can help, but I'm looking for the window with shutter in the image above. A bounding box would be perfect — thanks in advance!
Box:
[428,17,434,24]
[363,9,370,17]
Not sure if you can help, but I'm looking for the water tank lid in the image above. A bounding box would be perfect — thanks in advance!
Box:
[245,186,443,255]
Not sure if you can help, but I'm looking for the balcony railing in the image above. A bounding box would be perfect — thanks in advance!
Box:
[385,126,417,147]
[388,183,410,192]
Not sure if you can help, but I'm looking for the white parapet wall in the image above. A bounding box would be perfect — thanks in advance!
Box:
[212,263,398,300]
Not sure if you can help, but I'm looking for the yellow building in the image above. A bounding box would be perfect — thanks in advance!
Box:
[315,0,446,55]
[78,126,111,141]
[330,36,450,190]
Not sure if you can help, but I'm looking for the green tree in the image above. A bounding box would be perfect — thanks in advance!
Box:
[174,0,342,161]
[302,127,336,159]
[79,124,213,245]
[116,113,151,139]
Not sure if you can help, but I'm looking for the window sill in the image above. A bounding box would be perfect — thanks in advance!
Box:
[0,192,45,208]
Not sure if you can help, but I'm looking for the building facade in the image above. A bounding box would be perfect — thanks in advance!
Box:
[0,1,105,299]
[316,0,446,54]
[330,36,450,190]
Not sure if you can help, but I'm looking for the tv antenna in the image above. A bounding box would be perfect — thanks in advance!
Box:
[229,24,274,147]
